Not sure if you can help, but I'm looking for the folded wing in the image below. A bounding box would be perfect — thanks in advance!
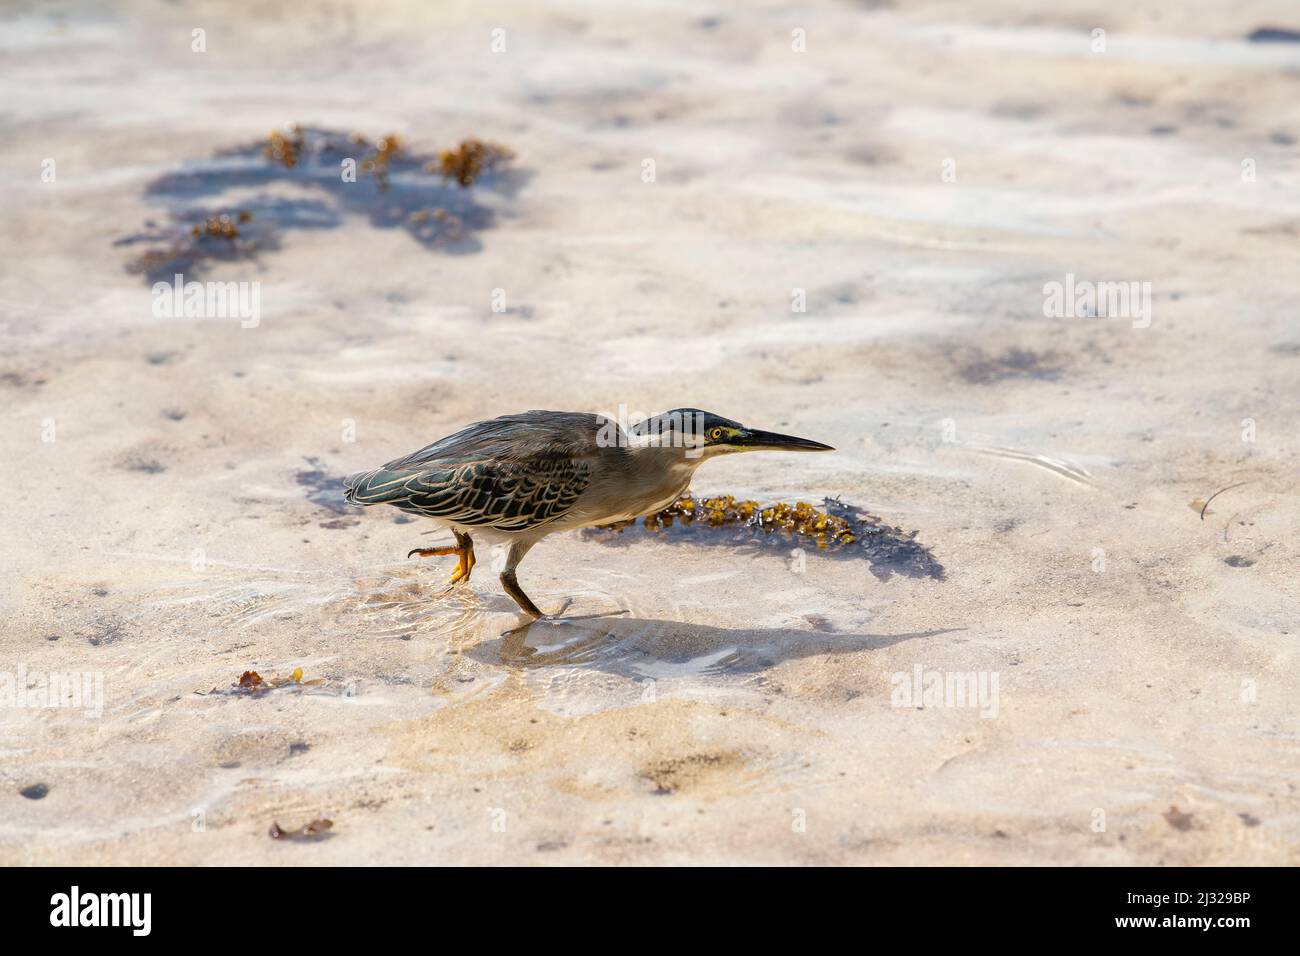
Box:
[344,411,610,532]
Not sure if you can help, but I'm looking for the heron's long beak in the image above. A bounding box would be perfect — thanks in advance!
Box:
[732,428,835,452]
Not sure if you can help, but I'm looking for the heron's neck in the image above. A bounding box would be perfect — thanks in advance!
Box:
[621,443,704,495]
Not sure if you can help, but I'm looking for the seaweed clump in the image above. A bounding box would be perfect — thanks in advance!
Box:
[266,126,404,189]
[191,210,251,239]
[432,138,515,186]
[590,493,945,581]
[123,126,521,281]
[631,494,858,549]
[119,208,273,283]
[264,127,303,167]
[358,133,402,190]
[262,126,512,189]
[231,667,319,696]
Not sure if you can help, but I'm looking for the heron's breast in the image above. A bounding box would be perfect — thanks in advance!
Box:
[576,475,691,526]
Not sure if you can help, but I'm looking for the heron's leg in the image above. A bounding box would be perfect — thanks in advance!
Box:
[500,540,543,619]
[501,572,543,619]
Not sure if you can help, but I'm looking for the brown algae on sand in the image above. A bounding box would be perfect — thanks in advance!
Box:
[263,126,515,189]
[620,493,859,548]
[190,210,251,239]
[120,126,519,279]
[357,132,402,190]
[590,493,945,581]
[120,209,272,282]
[263,127,303,167]
[231,667,316,696]
[432,138,516,186]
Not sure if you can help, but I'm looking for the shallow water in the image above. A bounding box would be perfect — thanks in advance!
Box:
[2,0,1299,864]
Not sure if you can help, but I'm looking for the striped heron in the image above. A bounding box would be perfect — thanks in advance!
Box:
[344,409,834,618]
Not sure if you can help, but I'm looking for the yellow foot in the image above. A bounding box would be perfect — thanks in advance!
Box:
[408,537,475,586]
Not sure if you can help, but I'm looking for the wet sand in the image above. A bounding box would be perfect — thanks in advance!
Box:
[2,0,1299,864]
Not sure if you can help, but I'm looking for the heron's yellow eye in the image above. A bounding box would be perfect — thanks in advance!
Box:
[709,427,724,441]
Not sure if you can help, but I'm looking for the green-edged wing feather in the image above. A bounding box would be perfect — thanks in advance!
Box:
[344,411,609,532]
[346,458,591,531]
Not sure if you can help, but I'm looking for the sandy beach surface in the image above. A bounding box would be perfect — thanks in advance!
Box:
[2,0,1298,865]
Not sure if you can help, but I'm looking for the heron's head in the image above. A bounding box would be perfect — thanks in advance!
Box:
[627,408,834,461]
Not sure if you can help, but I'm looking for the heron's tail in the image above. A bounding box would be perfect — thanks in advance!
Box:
[343,468,413,506]
[342,470,364,504]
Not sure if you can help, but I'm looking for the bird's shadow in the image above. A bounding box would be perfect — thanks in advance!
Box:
[463,612,965,680]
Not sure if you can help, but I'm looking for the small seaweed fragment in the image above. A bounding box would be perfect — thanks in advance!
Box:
[359,133,402,191]
[120,209,273,283]
[264,126,304,167]
[432,138,515,187]
[233,667,317,695]
[190,211,248,240]
[269,818,333,841]
[405,206,464,242]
